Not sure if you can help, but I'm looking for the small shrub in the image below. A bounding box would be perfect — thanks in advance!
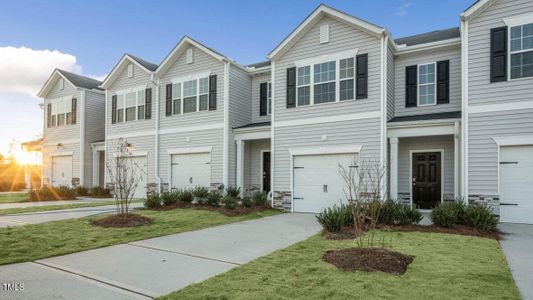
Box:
[222,195,238,210]
[28,185,76,201]
[225,186,241,198]
[338,203,353,226]
[431,201,466,227]
[144,194,162,209]
[177,189,194,203]
[192,186,210,204]
[75,186,89,196]
[161,191,179,206]
[251,192,269,207]
[464,202,498,232]
[316,205,345,233]
[377,200,422,225]
[242,196,253,208]
[89,186,111,197]
[378,200,398,225]
[56,185,76,198]
[206,191,221,207]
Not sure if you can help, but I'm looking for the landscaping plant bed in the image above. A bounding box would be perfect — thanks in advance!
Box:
[323,247,414,275]
[92,213,153,228]
[322,226,358,240]
[149,202,271,216]
[378,224,502,240]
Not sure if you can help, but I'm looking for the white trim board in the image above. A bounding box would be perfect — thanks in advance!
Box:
[170,70,212,84]
[469,101,533,114]
[408,149,445,207]
[234,130,271,142]
[107,123,224,140]
[167,146,212,155]
[388,123,455,138]
[49,151,74,157]
[293,49,359,67]
[288,144,362,156]
[113,150,148,158]
[274,111,380,128]
[43,139,81,146]
[493,136,533,146]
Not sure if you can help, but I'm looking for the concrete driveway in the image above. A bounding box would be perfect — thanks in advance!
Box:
[0,213,320,299]
[498,223,533,300]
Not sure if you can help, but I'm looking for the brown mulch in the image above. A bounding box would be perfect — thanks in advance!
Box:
[148,202,270,216]
[322,226,359,240]
[377,224,503,240]
[323,247,414,275]
[92,213,153,228]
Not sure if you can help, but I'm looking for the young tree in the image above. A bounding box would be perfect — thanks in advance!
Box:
[106,138,145,216]
[338,158,387,247]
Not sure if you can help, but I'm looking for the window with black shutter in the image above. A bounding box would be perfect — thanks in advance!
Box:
[437,60,449,104]
[209,75,217,110]
[491,26,508,83]
[111,95,117,124]
[286,67,296,108]
[145,88,152,119]
[259,82,268,116]
[71,97,77,124]
[165,84,172,116]
[405,65,417,107]
[47,103,51,128]
[356,53,368,99]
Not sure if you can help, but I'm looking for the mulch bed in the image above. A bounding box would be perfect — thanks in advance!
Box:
[323,247,414,275]
[92,213,153,228]
[149,202,270,216]
[377,224,502,240]
[322,226,358,240]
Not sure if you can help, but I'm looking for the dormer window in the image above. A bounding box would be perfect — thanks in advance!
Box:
[127,63,134,78]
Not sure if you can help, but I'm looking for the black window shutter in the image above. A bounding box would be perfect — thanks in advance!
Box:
[165,84,172,116]
[209,75,217,111]
[286,67,296,108]
[259,82,268,116]
[71,97,77,124]
[405,65,418,107]
[491,26,508,83]
[111,95,117,124]
[47,103,51,128]
[437,60,450,104]
[145,88,152,119]
[356,53,368,99]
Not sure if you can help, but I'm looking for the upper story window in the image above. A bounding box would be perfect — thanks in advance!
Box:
[171,77,209,115]
[116,90,145,123]
[268,82,272,114]
[418,63,436,106]
[313,61,336,104]
[339,58,355,101]
[510,23,533,79]
[47,96,76,128]
[259,82,272,116]
[297,66,310,106]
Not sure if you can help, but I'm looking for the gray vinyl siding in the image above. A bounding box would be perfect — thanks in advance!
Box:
[272,15,383,192]
[273,16,382,123]
[468,0,533,107]
[468,108,533,195]
[43,79,81,143]
[394,46,462,117]
[251,73,272,124]
[106,135,156,185]
[106,61,156,137]
[83,90,105,186]
[244,139,270,189]
[467,0,533,194]
[42,142,80,185]
[397,136,455,199]
[274,117,381,191]
[387,42,395,120]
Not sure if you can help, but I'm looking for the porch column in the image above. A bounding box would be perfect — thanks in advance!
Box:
[454,121,460,199]
[236,139,245,196]
[390,137,399,200]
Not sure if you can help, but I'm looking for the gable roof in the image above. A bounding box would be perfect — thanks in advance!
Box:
[268,4,385,60]
[461,0,498,21]
[395,27,460,47]
[100,53,158,89]
[155,36,230,77]
[37,69,102,98]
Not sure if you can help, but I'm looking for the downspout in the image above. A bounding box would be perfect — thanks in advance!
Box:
[104,90,108,185]
[270,60,276,208]
[222,61,230,188]
[79,89,86,186]
[380,31,388,200]
[151,74,162,193]
[460,16,469,202]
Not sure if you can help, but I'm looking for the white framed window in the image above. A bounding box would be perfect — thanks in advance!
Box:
[313,61,336,104]
[49,97,73,127]
[115,88,145,123]
[510,23,533,80]
[117,94,124,123]
[339,57,355,101]
[418,63,436,106]
[297,66,310,106]
[170,76,210,115]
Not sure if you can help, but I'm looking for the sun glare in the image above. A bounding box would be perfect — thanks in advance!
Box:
[14,148,41,165]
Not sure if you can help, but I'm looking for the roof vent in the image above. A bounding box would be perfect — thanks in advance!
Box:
[320,24,330,44]
[186,48,194,64]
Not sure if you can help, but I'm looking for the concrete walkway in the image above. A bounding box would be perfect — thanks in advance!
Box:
[0,202,144,227]
[498,223,533,300]
[0,213,320,299]
[0,197,115,210]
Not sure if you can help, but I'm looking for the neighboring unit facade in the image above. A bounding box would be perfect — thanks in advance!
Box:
[38,69,105,188]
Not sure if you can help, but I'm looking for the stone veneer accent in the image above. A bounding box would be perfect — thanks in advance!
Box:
[469,194,500,215]
[398,192,411,205]
[273,190,292,211]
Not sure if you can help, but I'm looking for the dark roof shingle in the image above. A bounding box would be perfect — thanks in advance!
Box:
[127,54,159,71]
[388,111,461,123]
[395,27,460,47]
[57,69,103,90]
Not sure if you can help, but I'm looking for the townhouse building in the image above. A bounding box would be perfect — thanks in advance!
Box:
[39,0,533,224]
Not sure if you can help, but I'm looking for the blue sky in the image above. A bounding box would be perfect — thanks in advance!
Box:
[0,0,473,155]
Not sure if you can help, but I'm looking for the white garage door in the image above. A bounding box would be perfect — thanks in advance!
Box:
[500,145,533,224]
[131,156,148,199]
[293,153,356,213]
[171,152,211,190]
[51,155,72,187]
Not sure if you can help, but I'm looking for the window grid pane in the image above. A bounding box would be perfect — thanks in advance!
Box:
[183,80,197,98]
[340,79,354,101]
[199,95,208,111]
[125,107,136,121]
[297,86,310,106]
[173,99,181,115]
[183,97,197,113]
[297,66,310,86]
[199,78,208,94]
[340,58,354,79]
[314,82,335,104]
[314,61,336,83]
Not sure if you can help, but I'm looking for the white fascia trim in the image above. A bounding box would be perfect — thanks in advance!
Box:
[113,150,148,158]
[50,151,74,157]
[106,130,154,140]
[37,69,75,98]
[43,138,80,146]
[504,12,533,27]
[159,123,224,135]
[233,125,271,134]
[167,146,212,155]
[388,123,455,138]
[460,0,495,21]
[274,110,380,128]
[100,55,153,89]
[91,143,105,151]
[115,85,148,95]
[294,49,359,67]
[288,144,362,156]
[268,4,384,60]
[171,70,212,84]
[395,38,461,55]
[223,62,230,187]
[387,118,460,129]
[493,136,533,146]
[235,130,271,141]
[469,101,533,114]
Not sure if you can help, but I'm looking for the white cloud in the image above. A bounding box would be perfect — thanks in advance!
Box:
[395,2,411,17]
[0,46,83,97]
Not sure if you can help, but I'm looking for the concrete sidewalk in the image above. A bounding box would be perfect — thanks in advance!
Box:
[0,197,115,210]
[0,202,144,227]
[0,213,320,299]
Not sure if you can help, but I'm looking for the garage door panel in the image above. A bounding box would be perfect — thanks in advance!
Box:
[500,145,533,224]
[131,156,148,199]
[171,153,211,190]
[52,156,73,187]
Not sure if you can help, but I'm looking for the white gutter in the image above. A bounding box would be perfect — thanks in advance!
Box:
[104,90,108,185]
[151,74,162,193]
[79,89,86,186]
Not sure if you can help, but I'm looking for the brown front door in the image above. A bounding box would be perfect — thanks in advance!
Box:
[412,152,441,209]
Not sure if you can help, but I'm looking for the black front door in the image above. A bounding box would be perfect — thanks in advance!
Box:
[262,152,271,193]
[412,152,441,209]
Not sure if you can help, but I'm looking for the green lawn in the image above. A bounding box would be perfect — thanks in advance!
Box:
[0,201,123,216]
[0,208,281,265]
[161,231,520,300]
[0,192,28,203]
